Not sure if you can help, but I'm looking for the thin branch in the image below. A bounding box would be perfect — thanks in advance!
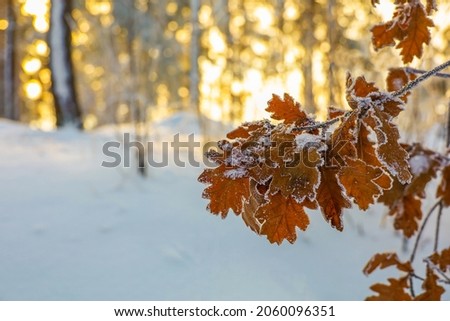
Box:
[425,259,450,284]
[295,111,353,131]
[434,202,444,252]
[409,274,416,298]
[405,67,450,79]
[394,60,450,98]
[410,201,441,263]
[410,273,425,282]
[436,268,450,284]
[447,101,450,148]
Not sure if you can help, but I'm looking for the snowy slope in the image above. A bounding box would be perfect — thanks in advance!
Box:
[0,116,448,300]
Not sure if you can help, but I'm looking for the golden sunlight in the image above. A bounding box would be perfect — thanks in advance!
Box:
[0,19,8,30]
[374,0,395,21]
[34,40,49,56]
[33,15,49,33]
[23,57,42,75]
[86,0,112,16]
[24,80,43,101]
[22,0,49,16]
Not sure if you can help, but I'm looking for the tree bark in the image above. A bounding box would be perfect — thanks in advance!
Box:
[301,0,316,113]
[189,0,202,126]
[3,0,18,120]
[49,0,82,128]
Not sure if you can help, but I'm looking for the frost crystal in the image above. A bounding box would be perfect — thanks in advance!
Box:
[295,133,327,152]
[409,154,430,176]
[224,168,247,179]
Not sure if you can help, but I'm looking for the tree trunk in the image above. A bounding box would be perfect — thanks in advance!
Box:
[189,0,202,129]
[3,0,18,120]
[127,3,146,176]
[0,0,5,117]
[49,0,82,128]
[327,0,336,106]
[301,0,316,113]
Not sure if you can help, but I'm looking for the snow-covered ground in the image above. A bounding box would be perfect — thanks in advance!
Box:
[0,114,448,300]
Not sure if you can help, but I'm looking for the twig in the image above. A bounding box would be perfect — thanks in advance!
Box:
[394,60,450,98]
[425,259,450,284]
[410,273,425,281]
[409,274,415,298]
[410,201,441,263]
[447,101,450,147]
[405,67,450,79]
[434,202,443,252]
[295,111,353,132]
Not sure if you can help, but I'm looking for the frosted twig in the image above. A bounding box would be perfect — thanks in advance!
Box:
[295,111,353,132]
[394,60,450,98]
[405,67,450,79]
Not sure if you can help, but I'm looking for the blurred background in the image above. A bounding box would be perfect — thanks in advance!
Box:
[0,0,449,134]
[0,0,449,300]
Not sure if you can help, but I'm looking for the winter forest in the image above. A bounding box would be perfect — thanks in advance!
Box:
[1,0,450,300]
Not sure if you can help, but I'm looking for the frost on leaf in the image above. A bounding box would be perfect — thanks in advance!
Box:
[378,144,443,237]
[364,109,412,184]
[338,158,391,210]
[345,75,378,110]
[437,165,450,206]
[366,277,412,301]
[255,192,310,244]
[363,252,412,275]
[317,167,351,231]
[269,147,322,203]
[198,164,249,218]
[370,1,434,63]
[327,107,346,120]
[415,268,445,301]
[266,93,312,125]
[346,74,404,119]
[328,111,358,164]
[226,121,268,139]
[357,123,382,168]
[242,179,265,233]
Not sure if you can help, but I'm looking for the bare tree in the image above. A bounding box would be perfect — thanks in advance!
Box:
[49,0,82,128]
[3,0,18,120]
[301,0,316,113]
[190,0,202,129]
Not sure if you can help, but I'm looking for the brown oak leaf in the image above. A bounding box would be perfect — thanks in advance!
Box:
[366,277,412,301]
[226,120,268,139]
[317,167,352,231]
[429,247,450,273]
[364,109,412,184]
[386,68,417,102]
[371,2,434,63]
[363,252,412,275]
[270,147,322,203]
[198,164,249,218]
[415,268,445,301]
[339,158,392,210]
[266,93,311,125]
[255,192,310,244]
[390,194,422,238]
[396,3,434,64]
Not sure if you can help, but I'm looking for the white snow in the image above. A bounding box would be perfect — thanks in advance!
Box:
[409,154,431,176]
[0,114,449,300]
[295,133,327,152]
[224,168,247,179]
